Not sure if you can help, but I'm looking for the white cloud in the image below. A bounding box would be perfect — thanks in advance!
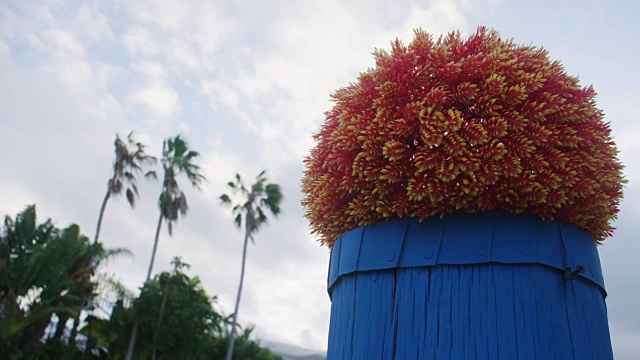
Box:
[129,82,181,118]
[122,26,158,56]
[387,0,469,42]
[48,58,93,90]
[74,5,114,42]
[170,43,200,71]
[125,61,182,117]
[201,80,240,109]
[126,0,188,31]
[134,60,168,80]
[44,28,85,55]
[0,5,18,39]
[189,1,233,58]
[0,39,8,57]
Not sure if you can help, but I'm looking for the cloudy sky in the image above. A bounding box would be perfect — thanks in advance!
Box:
[1,0,638,357]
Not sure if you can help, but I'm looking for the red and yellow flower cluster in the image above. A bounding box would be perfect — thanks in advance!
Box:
[302,27,624,247]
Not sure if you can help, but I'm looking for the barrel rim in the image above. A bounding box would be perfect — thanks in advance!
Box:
[327,212,606,296]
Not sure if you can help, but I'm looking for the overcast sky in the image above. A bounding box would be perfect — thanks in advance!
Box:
[1,0,639,358]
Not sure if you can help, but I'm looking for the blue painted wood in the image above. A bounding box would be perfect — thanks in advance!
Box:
[326,270,355,358]
[338,227,363,276]
[352,272,396,359]
[327,234,342,291]
[327,212,606,294]
[397,217,443,268]
[491,212,538,263]
[438,212,493,264]
[357,220,407,271]
[326,213,613,359]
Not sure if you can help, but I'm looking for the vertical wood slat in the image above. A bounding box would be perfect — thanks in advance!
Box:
[327,264,613,359]
[326,213,613,359]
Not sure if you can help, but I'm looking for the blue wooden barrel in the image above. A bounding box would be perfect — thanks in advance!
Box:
[326,212,613,359]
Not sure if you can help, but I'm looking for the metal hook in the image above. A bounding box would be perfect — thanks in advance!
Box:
[564,264,586,282]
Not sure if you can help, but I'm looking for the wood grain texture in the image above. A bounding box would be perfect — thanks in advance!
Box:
[326,213,613,359]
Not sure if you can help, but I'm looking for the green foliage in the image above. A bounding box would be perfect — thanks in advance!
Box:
[85,258,280,360]
[0,205,124,359]
[95,131,156,246]
[2,132,288,360]
[158,135,205,235]
[81,299,133,359]
[135,260,223,359]
[219,171,283,360]
[108,132,157,209]
[220,170,283,235]
[205,328,283,360]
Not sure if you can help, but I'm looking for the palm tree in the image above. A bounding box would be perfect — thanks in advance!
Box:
[126,135,205,360]
[80,132,155,353]
[95,132,156,245]
[144,135,205,282]
[0,206,130,357]
[220,170,283,360]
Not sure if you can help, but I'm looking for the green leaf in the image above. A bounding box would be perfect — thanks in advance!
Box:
[186,150,199,159]
[145,171,158,180]
[256,207,268,226]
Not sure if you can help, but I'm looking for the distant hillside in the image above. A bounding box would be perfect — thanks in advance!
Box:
[263,341,326,360]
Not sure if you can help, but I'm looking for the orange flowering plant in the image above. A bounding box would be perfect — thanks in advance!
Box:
[302,27,624,247]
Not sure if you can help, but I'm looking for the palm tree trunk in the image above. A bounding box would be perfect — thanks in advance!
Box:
[93,190,111,245]
[68,313,80,347]
[54,314,69,340]
[125,212,164,360]
[152,277,171,360]
[225,229,251,360]
[125,319,140,360]
[146,213,164,282]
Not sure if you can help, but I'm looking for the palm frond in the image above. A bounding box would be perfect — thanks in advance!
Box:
[251,181,264,194]
[99,247,133,261]
[178,192,188,215]
[220,172,282,247]
[126,188,135,207]
[186,150,199,159]
[256,207,268,227]
[107,132,157,209]
[264,184,283,215]
[145,170,158,180]
[156,135,204,238]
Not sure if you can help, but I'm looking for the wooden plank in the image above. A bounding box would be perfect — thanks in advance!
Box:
[327,214,613,359]
[351,271,396,359]
[326,273,355,358]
